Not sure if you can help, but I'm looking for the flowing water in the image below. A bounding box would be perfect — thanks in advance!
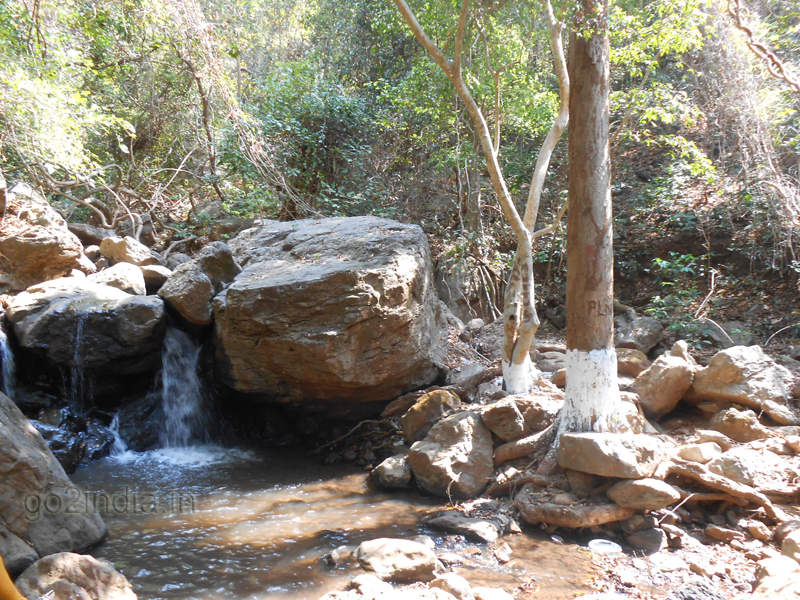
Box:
[0,325,16,399]
[71,448,596,600]
[70,327,595,599]
[70,311,89,405]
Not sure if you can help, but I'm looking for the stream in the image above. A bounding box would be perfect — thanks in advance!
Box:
[70,445,596,600]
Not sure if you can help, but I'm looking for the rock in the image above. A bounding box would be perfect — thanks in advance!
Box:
[552,493,579,505]
[614,316,664,354]
[0,394,106,576]
[784,529,800,562]
[68,223,115,247]
[670,340,698,365]
[371,456,412,489]
[753,556,800,600]
[474,320,504,361]
[480,399,527,442]
[626,528,668,553]
[551,368,566,387]
[706,447,768,486]
[705,524,745,543]
[84,245,101,261]
[209,217,256,242]
[15,552,136,600]
[191,241,243,291]
[621,515,657,535]
[75,254,98,275]
[776,521,800,546]
[744,520,772,541]
[629,354,695,420]
[671,577,727,600]
[401,390,462,443]
[214,217,446,416]
[616,348,651,377]
[607,479,681,511]
[537,351,565,372]
[117,392,161,451]
[691,430,734,451]
[566,470,599,496]
[708,407,774,442]
[88,262,146,295]
[512,386,563,431]
[139,265,172,294]
[408,412,494,499]
[465,319,485,335]
[356,538,442,583]
[158,263,215,325]
[426,514,501,544]
[685,346,799,425]
[678,442,722,464]
[445,363,486,387]
[6,279,166,378]
[431,573,474,600]
[0,184,83,292]
[166,252,191,270]
[189,200,224,223]
[557,433,665,479]
[515,484,634,528]
[471,589,514,600]
[99,236,161,266]
[346,573,395,598]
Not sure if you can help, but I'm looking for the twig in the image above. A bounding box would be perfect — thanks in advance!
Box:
[313,419,394,453]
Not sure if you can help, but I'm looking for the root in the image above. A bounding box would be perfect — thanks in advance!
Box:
[493,424,556,467]
[661,459,786,522]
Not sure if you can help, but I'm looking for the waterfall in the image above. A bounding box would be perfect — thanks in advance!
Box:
[70,311,89,405]
[0,325,16,399]
[108,414,130,455]
[159,327,207,448]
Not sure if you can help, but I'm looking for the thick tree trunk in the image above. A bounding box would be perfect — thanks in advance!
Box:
[560,0,622,434]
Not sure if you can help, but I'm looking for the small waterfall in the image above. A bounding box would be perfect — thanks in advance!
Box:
[70,311,89,405]
[0,325,16,399]
[159,328,207,448]
[108,414,130,455]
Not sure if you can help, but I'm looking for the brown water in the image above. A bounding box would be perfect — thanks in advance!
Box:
[70,446,595,600]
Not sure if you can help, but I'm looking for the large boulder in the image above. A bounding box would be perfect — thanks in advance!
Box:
[685,346,800,425]
[0,184,83,293]
[407,411,494,499]
[614,315,664,354]
[629,350,695,420]
[0,393,107,576]
[213,217,446,416]
[6,278,166,378]
[15,552,136,600]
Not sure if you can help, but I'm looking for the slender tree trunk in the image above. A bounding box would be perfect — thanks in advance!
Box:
[560,0,622,434]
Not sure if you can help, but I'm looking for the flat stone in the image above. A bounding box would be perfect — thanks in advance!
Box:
[515,484,635,528]
[426,514,501,544]
[557,433,665,479]
[356,538,442,583]
[705,524,745,543]
[607,479,681,511]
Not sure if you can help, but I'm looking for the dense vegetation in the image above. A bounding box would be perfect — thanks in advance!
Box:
[1,0,799,344]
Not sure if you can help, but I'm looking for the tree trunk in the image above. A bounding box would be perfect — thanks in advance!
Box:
[560,0,622,434]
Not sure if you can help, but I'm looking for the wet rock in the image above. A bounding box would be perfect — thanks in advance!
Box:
[557,433,665,478]
[480,399,527,442]
[0,393,107,576]
[607,479,681,511]
[685,346,799,425]
[401,390,461,443]
[708,407,774,442]
[15,552,136,600]
[88,262,146,295]
[431,573,474,600]
[99,235,161,266]
[0,183,83,292]
[408,412,493,499]
[371,456,412,489]
[214,217,446,417]
[139,265,172,294]
[426,514,501,544]
[626,527,667,553]
[615,316,664,354]
[471,589,514,600]
[629,354,695,420]
[678,442,722,464]
[6,279,166,377]
[117,392,162,451]
[356,538,443,583]
[31,420,86,474]
[616,348,651,377]
[68,223,115,247]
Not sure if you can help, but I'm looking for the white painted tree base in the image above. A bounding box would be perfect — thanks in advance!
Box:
[503,354,541,395]
[559,347,623,434]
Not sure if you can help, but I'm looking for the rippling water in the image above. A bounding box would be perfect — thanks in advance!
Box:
[71,446,594,600]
